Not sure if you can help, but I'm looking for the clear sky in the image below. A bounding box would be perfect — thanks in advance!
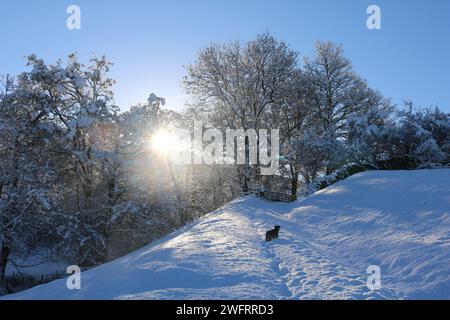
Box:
[1,0,449,112]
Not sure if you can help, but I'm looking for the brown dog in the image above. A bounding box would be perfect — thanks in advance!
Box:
[265,225,280,242]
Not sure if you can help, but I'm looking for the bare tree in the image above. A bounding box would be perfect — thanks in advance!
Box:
[184,33,302,191]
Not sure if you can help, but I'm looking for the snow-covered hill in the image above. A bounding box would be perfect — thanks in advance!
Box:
[3,169,450,300]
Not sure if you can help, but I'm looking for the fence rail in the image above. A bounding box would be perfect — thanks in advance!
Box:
[259,191,297,202]
[246,189,297,202]
[6,270,67,289]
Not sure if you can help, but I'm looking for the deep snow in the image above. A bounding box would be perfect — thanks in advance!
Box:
[3,169,450,300]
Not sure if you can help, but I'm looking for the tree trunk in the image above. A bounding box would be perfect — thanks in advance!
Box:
[0,243,10,295]
[242,172,249,193]
[291,171,299,196]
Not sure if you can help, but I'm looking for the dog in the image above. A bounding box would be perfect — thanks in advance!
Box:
[265,225,280,242]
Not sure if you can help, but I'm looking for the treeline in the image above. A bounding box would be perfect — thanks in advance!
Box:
[184,34,449,193]
[1,34,449,294]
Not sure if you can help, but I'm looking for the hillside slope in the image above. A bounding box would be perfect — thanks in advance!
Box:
[4,169,450,300]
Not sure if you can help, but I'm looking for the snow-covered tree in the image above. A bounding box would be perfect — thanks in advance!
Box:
[3,54,122,266]
[389,103,448,166]
[0,75,63,293]
[414,107,450,165]
[184,33,301,191]
[303,41,388,174]
[347,103,395,164]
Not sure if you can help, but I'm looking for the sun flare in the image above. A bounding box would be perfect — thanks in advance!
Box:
[151,129,178,155]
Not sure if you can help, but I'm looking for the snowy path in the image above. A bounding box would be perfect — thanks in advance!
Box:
[3,169,450,300]
[249,204,397,299]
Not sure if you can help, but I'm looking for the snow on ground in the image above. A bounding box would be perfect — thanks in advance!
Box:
[3,169,450,300]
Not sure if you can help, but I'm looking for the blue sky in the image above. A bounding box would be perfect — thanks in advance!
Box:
[1,0,449,112]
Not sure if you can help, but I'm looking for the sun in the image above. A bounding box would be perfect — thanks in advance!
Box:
[150,129,178,155]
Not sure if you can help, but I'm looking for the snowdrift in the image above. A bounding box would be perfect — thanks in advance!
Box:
[3,169,450,299]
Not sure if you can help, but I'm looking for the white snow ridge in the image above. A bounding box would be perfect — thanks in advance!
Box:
[4,169,450,300]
